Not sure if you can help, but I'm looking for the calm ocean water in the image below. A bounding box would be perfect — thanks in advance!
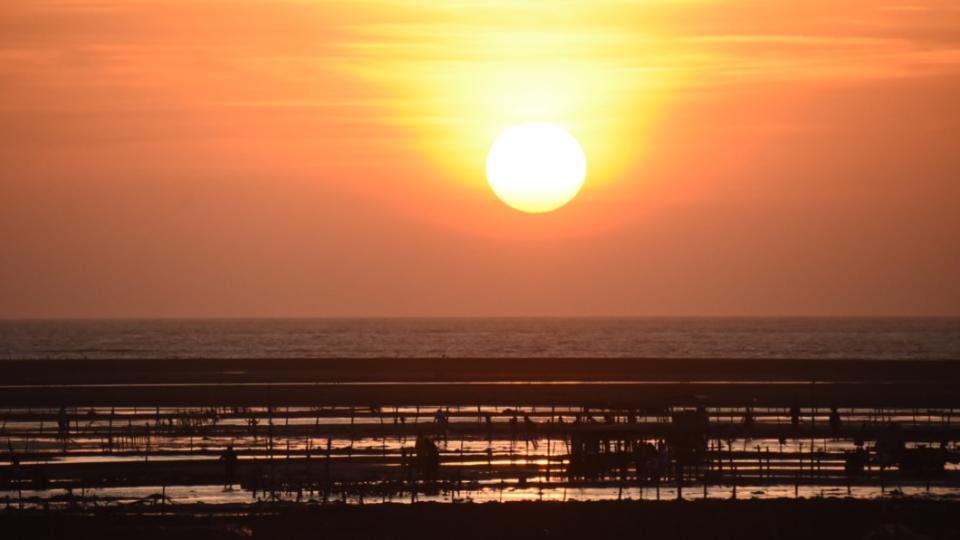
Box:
[0,318,958,360]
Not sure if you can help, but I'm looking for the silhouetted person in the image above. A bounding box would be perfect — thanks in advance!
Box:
[9,452,24,510]
[414,435,440,483]
[57,406,70,438]
[829,407,842,433]
[790,405,801,429]
[9,452,23,482]
[220,445,239,489]
[30,468,49,492]
[845,447,867,476]
[696,404,709,426]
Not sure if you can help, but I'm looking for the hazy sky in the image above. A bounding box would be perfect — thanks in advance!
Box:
[1,0,958,317]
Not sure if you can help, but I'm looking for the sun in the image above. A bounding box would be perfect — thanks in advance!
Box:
[485,123,587,213]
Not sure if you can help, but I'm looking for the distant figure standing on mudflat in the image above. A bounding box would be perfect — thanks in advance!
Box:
[220,445,239,489]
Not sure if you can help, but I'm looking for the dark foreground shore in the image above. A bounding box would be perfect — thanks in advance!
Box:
[3,499,960,540]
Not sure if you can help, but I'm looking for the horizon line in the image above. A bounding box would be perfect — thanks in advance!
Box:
[2,314,959,322]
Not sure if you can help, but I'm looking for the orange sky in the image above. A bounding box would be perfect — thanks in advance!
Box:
[1,0,959,317]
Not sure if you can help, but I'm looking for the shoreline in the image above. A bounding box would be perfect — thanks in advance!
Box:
[4,357,960,407]
[4,357,960,385]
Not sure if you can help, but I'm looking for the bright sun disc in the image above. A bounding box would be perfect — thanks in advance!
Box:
[486,123,587,213]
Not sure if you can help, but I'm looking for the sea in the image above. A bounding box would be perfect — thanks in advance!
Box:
[0,317,958,360]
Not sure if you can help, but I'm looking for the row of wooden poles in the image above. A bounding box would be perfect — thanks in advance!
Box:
[2,404,959,511]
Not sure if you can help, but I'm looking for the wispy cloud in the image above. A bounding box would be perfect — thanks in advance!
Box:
[1,1,959,140]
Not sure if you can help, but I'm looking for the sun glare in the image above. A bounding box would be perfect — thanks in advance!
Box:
[485,123,587,213]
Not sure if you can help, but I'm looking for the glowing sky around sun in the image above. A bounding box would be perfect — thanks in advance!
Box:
[1,0,958,317]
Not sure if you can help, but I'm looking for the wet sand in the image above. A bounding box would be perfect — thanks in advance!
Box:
[2,380,959,408]
[6,357,960,385]
[3,357,960,408]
